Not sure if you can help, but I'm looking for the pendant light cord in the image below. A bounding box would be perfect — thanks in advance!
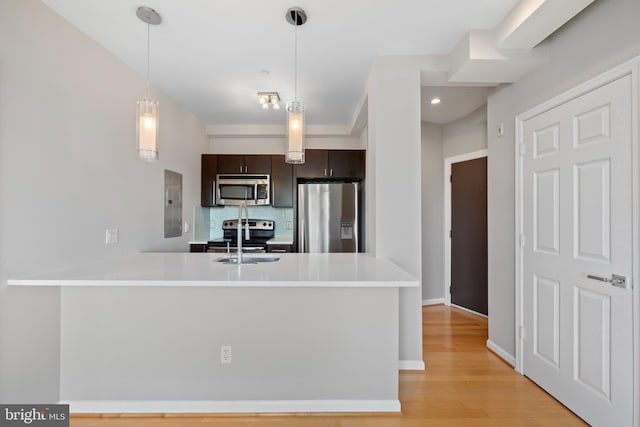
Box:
[293,10,298,102]
[146,23,151,98]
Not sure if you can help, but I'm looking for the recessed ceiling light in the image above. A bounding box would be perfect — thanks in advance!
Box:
[430,97,441,105]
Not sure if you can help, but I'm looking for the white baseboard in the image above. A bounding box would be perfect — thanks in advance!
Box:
[486,340,516,367]
[398,360,425,371]
[65,400,401,414]
[451,304,488,318]
[422,298,445,306]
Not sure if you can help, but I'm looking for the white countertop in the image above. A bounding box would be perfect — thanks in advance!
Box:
[8,253,418,288]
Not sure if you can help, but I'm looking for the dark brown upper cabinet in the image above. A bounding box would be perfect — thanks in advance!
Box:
[294,150,328,178]
[294,149,365,179]
[201,154,218,207]
[328,150,366,179]
[217,155,271,174]
[271,155,293,208]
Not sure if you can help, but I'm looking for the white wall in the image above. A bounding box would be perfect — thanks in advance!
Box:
[487,0,640,358]
[0,0,208,402]
[442,106,487,158]
[421,106,487,302]
[421,122,444,301]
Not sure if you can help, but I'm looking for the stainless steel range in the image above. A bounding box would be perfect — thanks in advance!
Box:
[207,219,275,253]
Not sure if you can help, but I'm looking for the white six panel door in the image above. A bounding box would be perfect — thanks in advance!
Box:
[522,75,633,426]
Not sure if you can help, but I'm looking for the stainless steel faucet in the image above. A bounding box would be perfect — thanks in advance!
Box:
[237,200,250,264]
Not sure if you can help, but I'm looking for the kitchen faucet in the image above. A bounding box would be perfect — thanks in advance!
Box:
[237,200,250,264]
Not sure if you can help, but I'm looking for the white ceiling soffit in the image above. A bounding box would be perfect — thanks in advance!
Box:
[495,0,596,49]
[447,0,595,84]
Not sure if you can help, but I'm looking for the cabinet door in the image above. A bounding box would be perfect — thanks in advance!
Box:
[295,150,328,178]
[271,155,293,208]
[328,150,365,179]
[217,155,245,174]
[245,155,272,174]
[201,154,218,207]
[190,243,208,253]
[267,244,293,253]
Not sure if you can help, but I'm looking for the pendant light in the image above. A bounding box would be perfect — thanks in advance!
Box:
[285,7,307,164]
[136,7,161,162]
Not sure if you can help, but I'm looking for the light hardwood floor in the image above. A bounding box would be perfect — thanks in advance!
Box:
[70,305,586,426]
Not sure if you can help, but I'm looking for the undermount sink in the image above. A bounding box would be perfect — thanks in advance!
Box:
[216,255,281,264]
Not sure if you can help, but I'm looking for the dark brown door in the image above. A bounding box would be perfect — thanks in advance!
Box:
[451,157,487,315]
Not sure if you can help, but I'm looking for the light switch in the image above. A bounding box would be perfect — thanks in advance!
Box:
[105,228,119,245]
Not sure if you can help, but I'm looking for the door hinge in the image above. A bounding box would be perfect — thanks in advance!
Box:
[519,143,526,156]
[449,174,452,183]
[449,229,452,238]
[520,234,526,247]
[519,326,525,339]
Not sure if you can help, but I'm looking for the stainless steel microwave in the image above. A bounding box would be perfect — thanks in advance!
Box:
[216,174,270,206]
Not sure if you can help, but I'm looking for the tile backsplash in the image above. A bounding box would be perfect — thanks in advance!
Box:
[193,206,294,241]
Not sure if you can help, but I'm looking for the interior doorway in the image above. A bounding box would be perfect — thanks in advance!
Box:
[444,150,488,316]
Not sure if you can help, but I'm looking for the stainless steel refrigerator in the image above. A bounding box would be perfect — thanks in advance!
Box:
[297,182,359,253]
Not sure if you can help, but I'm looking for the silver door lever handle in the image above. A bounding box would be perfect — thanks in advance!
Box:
[587,274,627,289]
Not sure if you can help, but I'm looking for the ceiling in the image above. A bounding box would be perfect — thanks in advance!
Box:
[421,86,489,124]
[41,0,521,129]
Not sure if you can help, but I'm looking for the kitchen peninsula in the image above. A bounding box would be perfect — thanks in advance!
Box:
[9,253,417,414]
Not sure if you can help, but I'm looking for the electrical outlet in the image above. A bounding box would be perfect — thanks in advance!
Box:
[286,221,293,230]
[105,228,118,245]
[221,345,231,364]
[497,122,505,137]
[183,222,190,233]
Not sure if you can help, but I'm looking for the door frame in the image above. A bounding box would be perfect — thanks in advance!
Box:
[515,57,640,425]
[444,149,488,307]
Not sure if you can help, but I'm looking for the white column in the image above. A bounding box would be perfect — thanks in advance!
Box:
[367,58,424,368]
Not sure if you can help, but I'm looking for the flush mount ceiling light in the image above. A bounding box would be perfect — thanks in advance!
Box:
[136,6,161,162]
[284,7,307,164]
[258,92,281,110]
[430,97,441,105]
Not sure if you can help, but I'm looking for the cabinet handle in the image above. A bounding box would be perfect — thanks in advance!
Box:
[330,169,333,177]
[244,166,248,173]
[271,249,287,253]
[240,166,243,173]
[324,168,327,176]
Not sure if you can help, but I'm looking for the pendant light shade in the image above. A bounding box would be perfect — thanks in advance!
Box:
[286,100,305,164]
[285,7,307,164]
[136,6,161,162]
[136,98,159,161]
